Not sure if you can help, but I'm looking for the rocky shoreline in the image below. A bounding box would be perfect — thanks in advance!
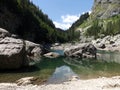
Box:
[0,76,120,90]
[0,27,120,90]
[51,34,120,52]
[92,35,120,52]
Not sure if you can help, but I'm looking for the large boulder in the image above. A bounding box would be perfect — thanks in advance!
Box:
[0,37,27,69]
[0,28,46,69]
[25,41,45,64]
[64,43,97,59]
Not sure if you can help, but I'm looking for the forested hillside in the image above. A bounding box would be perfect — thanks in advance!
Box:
[68,13,89,41]
[84,15,120,39]
[0,0,73,43]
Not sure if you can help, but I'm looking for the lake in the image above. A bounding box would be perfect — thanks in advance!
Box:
[0,50,120,83]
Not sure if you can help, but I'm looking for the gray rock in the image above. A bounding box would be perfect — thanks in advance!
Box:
[44,52,60,58]
[0,37,27,69]
[71,50,82,58]
[109,41,115,44]
[96,39,101,43]
[53,43,60,46]
[0,28,11,38]
[11,34,19,38]
[0,28,46,69]
[93,34,120,49]
[64,43,97,59]
[98,43,106,49]
[16,77,37,86]
[25,40,44,64]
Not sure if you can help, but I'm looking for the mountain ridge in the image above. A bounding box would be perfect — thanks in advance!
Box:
[69,0,120,39]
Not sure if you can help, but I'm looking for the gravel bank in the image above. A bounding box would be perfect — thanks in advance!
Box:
[0,76,120,90]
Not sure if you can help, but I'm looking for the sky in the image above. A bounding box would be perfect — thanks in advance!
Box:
[30,0,94,30]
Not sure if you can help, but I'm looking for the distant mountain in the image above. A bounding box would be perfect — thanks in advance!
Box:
[70,0,120,39]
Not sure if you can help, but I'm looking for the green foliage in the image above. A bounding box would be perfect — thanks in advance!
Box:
[84,15,120,38]
[69,13,89,31]
[55,28,70,43]
[103,15,120,35]
[67,13,89,41]
[84,20,101,39]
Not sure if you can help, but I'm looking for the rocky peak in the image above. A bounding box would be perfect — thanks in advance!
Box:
[95,0,120,4]
[91,0,120,19]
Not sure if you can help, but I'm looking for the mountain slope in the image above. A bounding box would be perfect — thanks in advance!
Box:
[70,0,120,39]
[0,0,69,43]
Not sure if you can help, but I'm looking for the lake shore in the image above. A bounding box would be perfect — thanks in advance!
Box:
[0,76,120,90]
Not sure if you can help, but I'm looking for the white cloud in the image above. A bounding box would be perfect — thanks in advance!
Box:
[88,11,92,15]
[61,14,80,23]
[54,14,80,30]
[53,21,71,30]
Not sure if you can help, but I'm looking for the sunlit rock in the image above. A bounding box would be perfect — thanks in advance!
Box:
[64,43,97,59]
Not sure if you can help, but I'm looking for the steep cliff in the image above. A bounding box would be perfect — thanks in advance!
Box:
[91,0,120,19]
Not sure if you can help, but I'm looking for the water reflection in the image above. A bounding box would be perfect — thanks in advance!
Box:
[0,50,120,83]
[63,57,95,68]
[47,65,78,84]
[49,50,120,79]
[63,50,120,67]
[97,50,120,63]
[51,49,64,56]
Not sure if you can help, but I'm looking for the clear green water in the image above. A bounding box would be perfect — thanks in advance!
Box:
[0,50,120,83]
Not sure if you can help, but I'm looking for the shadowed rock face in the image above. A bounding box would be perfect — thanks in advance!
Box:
[0,28,26,69]
[91,0,120,19]
[0,28,45,69]
[0,28,27,69]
